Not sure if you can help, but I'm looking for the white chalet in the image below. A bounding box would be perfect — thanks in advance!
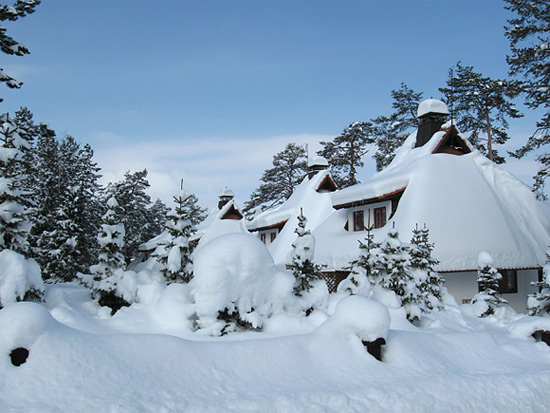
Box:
[313,99,550,312]
[247,157,337,266]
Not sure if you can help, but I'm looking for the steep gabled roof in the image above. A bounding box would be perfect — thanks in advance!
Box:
[315,126,550,272]
[247,170,337,266]
[191,200,248,246]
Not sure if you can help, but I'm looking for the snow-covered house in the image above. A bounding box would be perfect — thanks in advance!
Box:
[313,99,550,312]
[247,158,337,266]
[191,188,249,249]
[136,188,247,263]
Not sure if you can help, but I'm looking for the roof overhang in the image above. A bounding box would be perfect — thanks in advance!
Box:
[333,186,407,210]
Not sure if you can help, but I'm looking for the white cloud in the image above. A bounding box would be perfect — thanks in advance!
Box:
[94,133,331,209]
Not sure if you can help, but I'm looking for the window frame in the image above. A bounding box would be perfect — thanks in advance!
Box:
[498,269,518,294]
[373,206,387,229]
[353,210,364,232]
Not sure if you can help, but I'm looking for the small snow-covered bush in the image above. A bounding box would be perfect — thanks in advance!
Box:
[0,249,44,308]
[472,251,506,317]
[527,249,550,317]
[193,233,293,335]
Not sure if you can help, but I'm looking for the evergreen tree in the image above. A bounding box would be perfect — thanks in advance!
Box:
[0,0,41,100]
[32,135,101,282]
[153,187,195,284]
[28,123,59,261]
[370,83,422,171]
[527,248,550,317]
[286,209,325,296]
[339,222,382,296]
[377,227,419,321]
[472,251,506,317]
[0,113,30,253]
[318,122,372,187]
[244,143,307,215]
[505,0,550,198]
[148,198,170,237]
[440,62,523,163]
[106,169,154,263]
[409,224,444,312]
[90,196,125,277]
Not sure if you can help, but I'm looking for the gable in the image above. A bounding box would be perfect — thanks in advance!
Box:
[432,126,471,156]
[316,175,337,193]
[220,204,243,220]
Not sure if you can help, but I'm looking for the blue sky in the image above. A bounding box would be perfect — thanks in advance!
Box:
[1,0,539,208]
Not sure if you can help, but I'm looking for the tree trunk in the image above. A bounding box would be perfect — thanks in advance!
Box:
[485,109,494,162]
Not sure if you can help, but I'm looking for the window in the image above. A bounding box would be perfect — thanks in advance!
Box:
[374,207,386,229]
[260,233,266,244]
[270,232,277,242]
[353,210,364,231]
[498,269,518,294]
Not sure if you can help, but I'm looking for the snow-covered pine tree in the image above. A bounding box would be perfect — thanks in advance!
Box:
[32,135,101,282]
[505,0,550,198]
[439,62,523,163]
[0,113,31,253]
[370,83,422,171]
[318,122,373,188]
[378,226,419,321]
[105,169,154,263]
[90,196,125,278]
[0,0,41,101]
[409,224,444,312]
[153,186,195,284]
[148,198,170,237]
[27,123,59,265]
[340,220,382,296]
[83,196,129,314]
[472,251,506,317]
[286,208,325,296]
[527,248,550,317]
[243,143,307,216]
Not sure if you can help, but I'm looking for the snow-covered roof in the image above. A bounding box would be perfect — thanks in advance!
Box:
[192,200,248,248]
[417,99,449,118]
[308,156,329,168]
[316,127,550,272]
[247,170,337,266]
[218,188,234,198]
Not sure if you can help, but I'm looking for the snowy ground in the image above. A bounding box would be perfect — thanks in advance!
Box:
[2,283,550,412]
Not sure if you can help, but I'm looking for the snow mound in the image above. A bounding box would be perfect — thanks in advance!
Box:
[0,249,44,307]
[193,233,293,332]
[318,296,390,342]
[0,302,54,366]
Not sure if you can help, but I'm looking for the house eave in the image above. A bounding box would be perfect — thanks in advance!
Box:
[333,186,407,210]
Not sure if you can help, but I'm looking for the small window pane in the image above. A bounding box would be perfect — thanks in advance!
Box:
[353,210,364,231]
[374,207,386,229]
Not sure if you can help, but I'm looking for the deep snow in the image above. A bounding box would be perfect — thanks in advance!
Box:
[1,281,550,412]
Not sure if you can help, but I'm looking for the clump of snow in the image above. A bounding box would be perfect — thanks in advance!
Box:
[0,249,44,308]
[477,250,494,267]
[317,295,390,343]
[417,98,449,117]
[192,233,294,333]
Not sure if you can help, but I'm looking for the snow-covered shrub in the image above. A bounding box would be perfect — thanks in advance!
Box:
[285,209,328,313]
[340,226,380,297]
[193,233,293,335]
[82,196,129,314]
[527,249,550,317]
[152,190,195,284]
[408,225,445,316]
[0,249,44,308]
[472,251,507,317]
[377,227,420,321]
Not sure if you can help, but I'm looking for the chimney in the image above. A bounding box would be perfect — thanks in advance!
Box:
[415,99,450,148]
[218,188,234,210]
[307,156,329,179]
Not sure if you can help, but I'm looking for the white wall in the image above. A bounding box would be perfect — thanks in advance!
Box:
[443,269,540,313]
[346,200,392,231]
